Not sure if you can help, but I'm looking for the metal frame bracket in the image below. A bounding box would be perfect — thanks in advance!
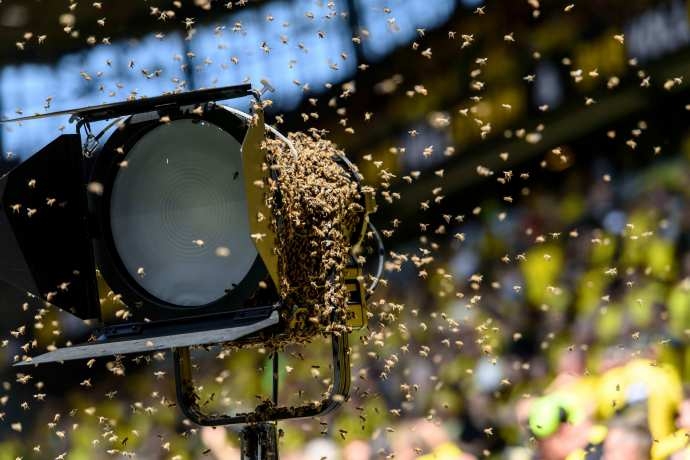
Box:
[173,332,350,426]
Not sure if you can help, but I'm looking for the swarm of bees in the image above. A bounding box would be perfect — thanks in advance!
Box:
[6,0,690,458]
[265,131,364,342]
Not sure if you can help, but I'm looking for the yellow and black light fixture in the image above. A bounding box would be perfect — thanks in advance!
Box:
[0,84,382,430]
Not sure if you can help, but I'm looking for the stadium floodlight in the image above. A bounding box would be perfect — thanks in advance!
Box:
[0,84,383,438]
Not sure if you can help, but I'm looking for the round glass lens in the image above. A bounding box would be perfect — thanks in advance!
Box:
[109,118,257,307]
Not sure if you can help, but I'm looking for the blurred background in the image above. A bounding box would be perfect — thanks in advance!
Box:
[3,0,690,459]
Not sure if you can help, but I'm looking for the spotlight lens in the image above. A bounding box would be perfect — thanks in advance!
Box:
[109,119,257,307]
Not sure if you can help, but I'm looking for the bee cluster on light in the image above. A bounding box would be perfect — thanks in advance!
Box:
[264,130,367,343]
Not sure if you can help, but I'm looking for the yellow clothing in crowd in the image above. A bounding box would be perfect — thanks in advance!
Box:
[531,359,684,459]
[652,429,690,460]
[418,442,465,460]
[596,359,682,441]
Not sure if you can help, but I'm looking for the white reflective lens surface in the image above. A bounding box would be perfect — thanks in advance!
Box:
[109,119,257,307]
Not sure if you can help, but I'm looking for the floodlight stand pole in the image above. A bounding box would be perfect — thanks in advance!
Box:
[238,352,280,460]
[241,422,278,460]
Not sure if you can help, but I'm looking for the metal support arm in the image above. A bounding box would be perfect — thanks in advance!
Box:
[173,332,350,426]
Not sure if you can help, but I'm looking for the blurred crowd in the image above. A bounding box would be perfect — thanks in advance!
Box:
[6,142,690,460]
[4,139,690,460]
[243,144,690,460]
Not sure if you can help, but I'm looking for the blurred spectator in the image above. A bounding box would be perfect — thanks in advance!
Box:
[528,393,606,460]
[201,426,241,460]
[343,440,371,460]
[602,414,652,460]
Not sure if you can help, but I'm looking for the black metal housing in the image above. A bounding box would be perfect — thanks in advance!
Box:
[0,83,273,325]
[0,134,99,319]
[89,104,275,324]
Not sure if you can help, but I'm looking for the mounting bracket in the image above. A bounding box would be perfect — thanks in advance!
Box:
[173,331,350,460]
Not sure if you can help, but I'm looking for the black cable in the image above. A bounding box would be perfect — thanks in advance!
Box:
[366,220,385,298]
